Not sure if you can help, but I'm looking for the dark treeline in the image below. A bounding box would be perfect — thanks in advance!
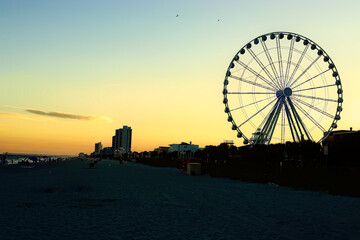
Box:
[136,140,360,197]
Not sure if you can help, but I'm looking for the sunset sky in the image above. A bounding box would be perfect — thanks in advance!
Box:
[1,0,360,155]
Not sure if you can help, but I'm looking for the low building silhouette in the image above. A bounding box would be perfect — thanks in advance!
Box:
[323,128,360,166]
[101,147,114,157]
[168,142,199,159]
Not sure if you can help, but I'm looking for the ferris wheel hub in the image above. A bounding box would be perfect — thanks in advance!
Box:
[276,87,293,98]
[283,87,292,97]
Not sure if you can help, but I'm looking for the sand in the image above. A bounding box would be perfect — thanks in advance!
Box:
[0,159,359,240]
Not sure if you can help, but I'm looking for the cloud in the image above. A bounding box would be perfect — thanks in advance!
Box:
[2,106,112,123]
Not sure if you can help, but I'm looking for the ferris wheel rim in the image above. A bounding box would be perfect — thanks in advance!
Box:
[223,31,343,145]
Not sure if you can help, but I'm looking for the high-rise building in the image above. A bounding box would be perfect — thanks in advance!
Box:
[112,126,132,154]
[95,142,103,155]
[112,135,116,151]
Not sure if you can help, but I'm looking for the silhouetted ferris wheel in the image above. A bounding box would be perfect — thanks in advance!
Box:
[223,32,343,145]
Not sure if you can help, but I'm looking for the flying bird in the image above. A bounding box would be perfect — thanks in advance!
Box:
[176,14,179,17]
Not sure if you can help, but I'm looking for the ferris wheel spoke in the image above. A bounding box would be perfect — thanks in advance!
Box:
[230,96,275,112]
[284,99,298,141]
[258,98,280,133]
[229,75,276,91]
[252,98,285,145]
[276,37,285,88]
[281,106,285,143]
[284,38,295,87]
[293,108,314,142]
[265,99,284,144]
[257,105,275,132]
[292,93,338,103]
[287,97,312,141]
[301,120,313,141]
[259,41,281,88]
[292,97,335,119]
[236,60,278,90]
[228,91,274,95]
[286,44,309,87]
[292,69,332,90]
[247,48,281,89]
[293,83,336,93]
[289,55,321,88]
[291,100,326,132]
[238,98,278,128]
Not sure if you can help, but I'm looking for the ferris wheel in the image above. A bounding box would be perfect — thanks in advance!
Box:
[223,32,343,145]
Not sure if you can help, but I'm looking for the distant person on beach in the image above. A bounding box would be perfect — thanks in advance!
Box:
[89,161,95,169]
[1,156,7,165]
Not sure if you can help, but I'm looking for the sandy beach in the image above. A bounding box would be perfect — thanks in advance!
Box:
[0,159,359,240]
